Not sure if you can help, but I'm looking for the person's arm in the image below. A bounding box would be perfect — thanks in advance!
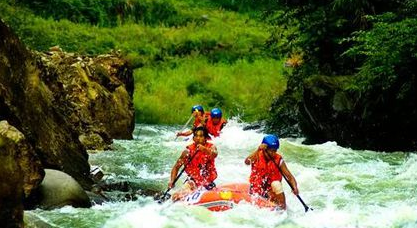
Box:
[279,161,299,195]
[177,129,193,137]
[245,143,267,165]
[245,149,258,165]
[196,144,218,159]
[168,150,188,188]
[199,113,208,126]
[219,120,227,131]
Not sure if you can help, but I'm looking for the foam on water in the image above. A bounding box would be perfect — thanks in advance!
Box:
[28,121,417,227]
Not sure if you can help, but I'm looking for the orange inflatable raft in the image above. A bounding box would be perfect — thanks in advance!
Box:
[178,183,279,211]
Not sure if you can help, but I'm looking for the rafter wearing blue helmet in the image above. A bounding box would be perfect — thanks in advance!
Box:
[177,104,210,138]
[191,105,204,114]
[206,108,227,137]
[245,134,299,210]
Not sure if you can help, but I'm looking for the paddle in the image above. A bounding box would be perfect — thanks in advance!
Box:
[265,152,313,212]
[174,114,194,140]
[158,148,200,203]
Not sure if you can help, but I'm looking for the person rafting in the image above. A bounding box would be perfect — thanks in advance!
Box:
[245,134,299,210]
[176,104,210,138]
[169,126,218,200]
[205,108,227,138]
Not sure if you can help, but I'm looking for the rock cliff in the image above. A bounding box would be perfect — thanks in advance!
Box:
[0,18,135,223]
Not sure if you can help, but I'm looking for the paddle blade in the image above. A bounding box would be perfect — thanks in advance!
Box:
[296,195,313,212]
[305,206,313,212]
[156,192,171,204]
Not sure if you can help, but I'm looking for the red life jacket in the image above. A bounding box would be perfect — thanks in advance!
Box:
[249,149,283,196]
[193,112,210,128]
[205,117,227,137]
[184,142,217,187]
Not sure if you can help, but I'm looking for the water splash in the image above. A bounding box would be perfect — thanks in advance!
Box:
[27,122,417,228]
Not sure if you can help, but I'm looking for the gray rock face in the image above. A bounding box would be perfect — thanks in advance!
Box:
[32,169,91,209]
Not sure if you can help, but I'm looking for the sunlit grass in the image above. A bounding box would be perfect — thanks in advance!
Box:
[0,0,286,124]
[134,57,286,123]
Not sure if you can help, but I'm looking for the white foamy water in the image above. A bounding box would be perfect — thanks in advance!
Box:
[27,120,417,228]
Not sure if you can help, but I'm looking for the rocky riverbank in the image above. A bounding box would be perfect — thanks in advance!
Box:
[0,19,134,225]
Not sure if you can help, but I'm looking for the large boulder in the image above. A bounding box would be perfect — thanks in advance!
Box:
[28,169,91,209]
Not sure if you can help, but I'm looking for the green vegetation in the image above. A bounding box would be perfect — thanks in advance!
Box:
[261,0,417,136]
[2,0,415,127]
[134,57,286,123]
[344,15,417,92]
[0,0,286,124]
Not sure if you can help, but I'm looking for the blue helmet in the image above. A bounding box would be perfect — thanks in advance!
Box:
[262,134,280,150]
[191,105,204,113]
[210,108,222,118]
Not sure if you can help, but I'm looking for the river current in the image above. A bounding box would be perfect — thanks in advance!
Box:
[27,119,417,228]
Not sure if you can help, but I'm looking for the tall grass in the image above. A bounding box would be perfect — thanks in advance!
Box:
[0,0,288,124]
[134,57,286,123]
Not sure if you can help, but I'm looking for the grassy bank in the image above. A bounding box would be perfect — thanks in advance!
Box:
[0,0,287,124]
[134,57,286,123]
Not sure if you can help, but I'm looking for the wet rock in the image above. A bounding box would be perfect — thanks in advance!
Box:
[28,169,91,209]
[88,180,162,204]
[79,132,110,150]
[242,121,264,131]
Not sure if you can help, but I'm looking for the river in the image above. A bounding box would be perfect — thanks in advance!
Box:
[26,119,417,228]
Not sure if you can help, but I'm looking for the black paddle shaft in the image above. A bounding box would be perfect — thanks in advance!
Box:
[266,152,312,212]
[159,148,201,203]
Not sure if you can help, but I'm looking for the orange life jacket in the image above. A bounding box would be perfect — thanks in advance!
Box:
[185,142,217,187]
[205,117,227,137]
[249,149,283,196]
[193,111,210,128]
